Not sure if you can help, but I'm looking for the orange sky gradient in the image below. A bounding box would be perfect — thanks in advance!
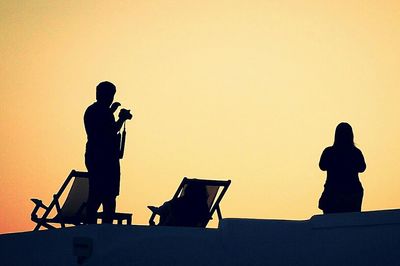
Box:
[1,1,400,233]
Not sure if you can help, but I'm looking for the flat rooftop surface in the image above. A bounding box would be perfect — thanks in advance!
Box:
[1,209,400,265]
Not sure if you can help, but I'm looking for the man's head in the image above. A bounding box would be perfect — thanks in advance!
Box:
[96,81,116,106]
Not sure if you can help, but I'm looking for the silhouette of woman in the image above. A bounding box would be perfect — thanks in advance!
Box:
[149,184,209,227]
[318,122,366,214]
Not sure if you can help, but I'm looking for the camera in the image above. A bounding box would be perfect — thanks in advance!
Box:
[119,108,133,120]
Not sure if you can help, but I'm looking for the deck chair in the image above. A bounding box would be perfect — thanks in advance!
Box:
[148,177,231,227]
[30,170,132,231]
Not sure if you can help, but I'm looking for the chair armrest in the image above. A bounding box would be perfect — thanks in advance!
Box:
[147,206,158,226]
[30,198,48,221]
[31,198,48,209]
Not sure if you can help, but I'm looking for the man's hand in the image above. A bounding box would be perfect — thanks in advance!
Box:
[110,102,121,113]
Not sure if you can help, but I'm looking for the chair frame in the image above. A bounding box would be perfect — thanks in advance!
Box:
[149,177,231,227]
[31,170,132,231]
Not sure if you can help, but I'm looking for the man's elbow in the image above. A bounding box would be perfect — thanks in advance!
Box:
[359,164,366,173]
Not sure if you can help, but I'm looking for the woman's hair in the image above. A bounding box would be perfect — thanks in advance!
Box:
[333,122,354,147]
[183,184,209,201]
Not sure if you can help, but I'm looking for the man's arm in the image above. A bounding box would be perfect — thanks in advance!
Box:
[115,118,125,133]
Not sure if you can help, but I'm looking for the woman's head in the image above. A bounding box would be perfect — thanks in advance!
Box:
[334,122,354,147]
[183,184,209,202]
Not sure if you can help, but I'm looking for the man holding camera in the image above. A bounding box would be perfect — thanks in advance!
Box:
[84,81,132,224]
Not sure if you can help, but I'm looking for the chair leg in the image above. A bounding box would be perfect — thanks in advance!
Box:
[34,221,56,231]
[216,206,223,220]
[33,223,42,231]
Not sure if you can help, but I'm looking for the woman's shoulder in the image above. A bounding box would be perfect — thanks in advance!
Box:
[352,146,364,155]
[320,146,334,161]
[322,146,334,153]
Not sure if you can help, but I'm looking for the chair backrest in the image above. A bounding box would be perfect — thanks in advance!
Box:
[59,175,89,218]
[173,178,231,227]
[179,183,219,211]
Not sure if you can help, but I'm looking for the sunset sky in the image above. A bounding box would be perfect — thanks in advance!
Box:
[1,1,400,233]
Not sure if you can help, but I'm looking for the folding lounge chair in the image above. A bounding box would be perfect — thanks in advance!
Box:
[148,177,231,227]
[31,170,132,231]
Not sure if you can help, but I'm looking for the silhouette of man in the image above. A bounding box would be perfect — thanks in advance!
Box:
[84,81,131,224]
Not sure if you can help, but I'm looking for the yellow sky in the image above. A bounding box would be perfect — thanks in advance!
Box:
[1,1,400,233]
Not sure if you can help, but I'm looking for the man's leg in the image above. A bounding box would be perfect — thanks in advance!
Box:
[102,196,116,224]
[86,192,102,224]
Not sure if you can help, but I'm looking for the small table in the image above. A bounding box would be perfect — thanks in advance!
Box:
[97,212,132,225]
